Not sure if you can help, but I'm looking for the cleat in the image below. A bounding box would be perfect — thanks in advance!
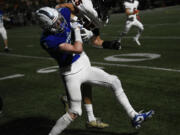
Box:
[132,110,155,129]
[133,37,141,46]
[60,95,69,112]
[86,118,109,129]
[4,48,10,53]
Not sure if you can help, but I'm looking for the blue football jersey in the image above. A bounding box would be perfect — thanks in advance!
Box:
[0,10,3,24]
[40,8,80,68]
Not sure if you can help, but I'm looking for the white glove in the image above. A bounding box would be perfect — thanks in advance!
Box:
[80,28,93,41]
[70,21,83,30]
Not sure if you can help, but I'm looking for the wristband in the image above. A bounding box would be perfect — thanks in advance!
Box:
[74,28,82,43]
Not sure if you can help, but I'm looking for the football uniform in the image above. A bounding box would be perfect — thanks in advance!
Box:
[0,10,7,40]
[124,0,144,34]
[119,0,144,45]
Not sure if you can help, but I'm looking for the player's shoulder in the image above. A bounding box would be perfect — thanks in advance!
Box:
[134,0,139,4]
[41,34,64,49]
[124,1,132,8]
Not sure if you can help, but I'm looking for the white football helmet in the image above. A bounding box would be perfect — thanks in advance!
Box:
[36,7,67,33]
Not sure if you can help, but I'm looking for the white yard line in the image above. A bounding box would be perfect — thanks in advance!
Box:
[0,74,24,81]
[0,53,180,73]
[100,34,180,40]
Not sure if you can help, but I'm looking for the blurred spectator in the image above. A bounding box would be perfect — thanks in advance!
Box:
[0,0,179,28]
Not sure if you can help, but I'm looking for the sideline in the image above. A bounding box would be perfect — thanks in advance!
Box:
[0,53,180,73]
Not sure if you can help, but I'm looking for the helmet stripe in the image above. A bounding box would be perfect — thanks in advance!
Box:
[38,10,54,20]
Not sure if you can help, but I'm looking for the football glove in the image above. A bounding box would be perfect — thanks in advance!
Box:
[80,28,93,41]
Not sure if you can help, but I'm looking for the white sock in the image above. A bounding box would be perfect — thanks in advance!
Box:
[49,113,73,135]
[115,89,138,119]
[84,104,96,122]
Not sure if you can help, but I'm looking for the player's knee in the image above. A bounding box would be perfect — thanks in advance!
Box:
[69,101,82,116]
[110,75,123,91]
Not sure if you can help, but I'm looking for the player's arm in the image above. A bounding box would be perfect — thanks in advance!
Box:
[125,8,139,15]
[59,24,83,54]
[59,41,83,54]
[3,16,10,21]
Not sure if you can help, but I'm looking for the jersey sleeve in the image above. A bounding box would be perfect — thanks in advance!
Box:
[58,8,71,27]
[124,2,131,9]
[41,35,66,49]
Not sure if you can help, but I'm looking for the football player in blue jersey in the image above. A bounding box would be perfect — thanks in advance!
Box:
[36,7,154,135]
[55,0,120,128]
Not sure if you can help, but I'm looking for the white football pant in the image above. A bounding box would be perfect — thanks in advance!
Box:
[120,19,144,41]
[49,53,137,135]
[0,27,7,40]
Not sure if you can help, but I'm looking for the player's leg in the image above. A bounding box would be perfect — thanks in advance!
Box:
[91,28,104,48]
[81,0,98,18]
[1,27,9,52]
[81,83,109,128]
[118,21,132,43]
[49,74,82,135]
[81,84,96,122]
[84,66,138,119]
[92,28,121,50]
[84,66,154,128]
[133,20,144,46]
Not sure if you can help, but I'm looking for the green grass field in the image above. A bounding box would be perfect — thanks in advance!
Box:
[0,5,180,135]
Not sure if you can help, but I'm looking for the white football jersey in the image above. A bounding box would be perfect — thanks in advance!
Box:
[124,0,139,20]
[71,0,102,28]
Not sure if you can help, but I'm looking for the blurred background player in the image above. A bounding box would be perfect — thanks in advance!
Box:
[118,0,144,46]
[0,9,10,52]
[56,0,121,50]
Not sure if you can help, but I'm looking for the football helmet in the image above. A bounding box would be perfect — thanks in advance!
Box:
[36,7,67,33]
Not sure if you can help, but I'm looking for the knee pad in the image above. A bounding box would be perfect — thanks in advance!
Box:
[69,101,82,116]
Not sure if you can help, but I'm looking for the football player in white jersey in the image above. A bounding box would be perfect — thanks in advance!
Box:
[118,0,144,46]
[56,0,121,50]
[36,7,154,135]
[0,10,10,52]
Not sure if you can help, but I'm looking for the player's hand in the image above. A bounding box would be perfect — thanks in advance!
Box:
[70,22,83,30]
[80,28,93,41]
[134,9,139,15]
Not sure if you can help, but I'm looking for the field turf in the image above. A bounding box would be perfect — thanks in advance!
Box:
[0,6,180,135]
